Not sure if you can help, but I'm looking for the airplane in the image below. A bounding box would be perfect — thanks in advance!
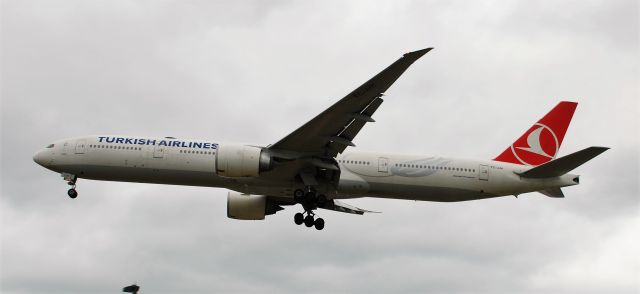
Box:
[33,48,608,230]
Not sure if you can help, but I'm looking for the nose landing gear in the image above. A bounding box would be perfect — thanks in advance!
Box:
[62,173,78,199]
[67,187,78,198]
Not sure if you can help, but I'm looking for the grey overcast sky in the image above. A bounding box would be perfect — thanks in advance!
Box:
[1,0,638,293]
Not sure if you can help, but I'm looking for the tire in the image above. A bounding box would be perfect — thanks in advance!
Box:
[314,218,325,230]
[67,189,78,199]
[304,215,314,227]
[294,213,304,225]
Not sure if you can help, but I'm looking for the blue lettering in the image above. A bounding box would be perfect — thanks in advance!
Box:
[172,141,180,147]
[137,139,145,145]
[159,140,167,146]
[115,137,124,144]
[193,142,202,148]
[211,143,218,149]
[98,136,107,142]
[203,143,211,149]
[147,140,156,145]
[181,141,188,148]
[105,137,115,143]
[125,138,133,144]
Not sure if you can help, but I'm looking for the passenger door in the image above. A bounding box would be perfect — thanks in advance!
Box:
[62,141,70,155]
[378,157,389,173]
[75,139,86,154]
[478,164,489,181]
[153,145,165,158]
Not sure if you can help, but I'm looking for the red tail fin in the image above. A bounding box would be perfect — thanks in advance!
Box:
[494,101,578,166]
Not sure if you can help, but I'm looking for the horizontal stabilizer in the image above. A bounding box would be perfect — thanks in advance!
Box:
[538,187,565,198]
[519,146,609,178]
[320,199,379,215]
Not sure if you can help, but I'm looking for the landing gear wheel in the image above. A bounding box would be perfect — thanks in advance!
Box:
[67,188,78,199]
[293,189,305,203]
[304,215,315,227]
[294,213,304,225]
[314,218,325,230]
[317,194,328,207]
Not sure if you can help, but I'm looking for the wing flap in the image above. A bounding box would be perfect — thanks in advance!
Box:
[320,199,379,215]
[328,97,384,156]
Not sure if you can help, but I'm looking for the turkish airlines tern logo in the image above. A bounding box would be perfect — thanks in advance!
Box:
[511,123,559,166]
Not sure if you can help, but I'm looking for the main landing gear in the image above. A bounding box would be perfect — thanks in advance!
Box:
[294,211,325,230]
[293,187,326,230]
[63,173,78,199]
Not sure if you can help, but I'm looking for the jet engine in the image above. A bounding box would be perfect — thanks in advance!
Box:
[215,144,272,177]
[226,191,283,220]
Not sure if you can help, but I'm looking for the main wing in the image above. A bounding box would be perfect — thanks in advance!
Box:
[268,48,433,157]
[263,48,432,216]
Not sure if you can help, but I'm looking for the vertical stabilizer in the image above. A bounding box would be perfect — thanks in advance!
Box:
[494,101,577,166]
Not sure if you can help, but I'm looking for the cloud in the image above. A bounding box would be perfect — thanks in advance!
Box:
[1,0,638,293]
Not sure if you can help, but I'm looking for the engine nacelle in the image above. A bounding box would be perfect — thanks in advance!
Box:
[215,143,271,177]
[227,192,266,220]
[226,191,283,220]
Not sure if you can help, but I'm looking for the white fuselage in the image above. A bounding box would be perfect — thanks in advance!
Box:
[33,135,579,202]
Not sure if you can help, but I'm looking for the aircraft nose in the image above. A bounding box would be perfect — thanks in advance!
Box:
[33,150,47,166]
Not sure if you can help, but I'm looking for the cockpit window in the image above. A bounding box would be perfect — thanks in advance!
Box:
[46,144,55,148]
